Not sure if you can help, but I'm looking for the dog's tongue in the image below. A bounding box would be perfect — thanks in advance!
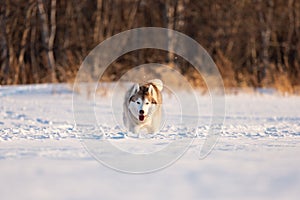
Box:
[139,115,145,121]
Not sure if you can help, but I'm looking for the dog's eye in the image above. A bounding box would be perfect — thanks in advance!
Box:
[137,102,140,104]
[146,102,149,105]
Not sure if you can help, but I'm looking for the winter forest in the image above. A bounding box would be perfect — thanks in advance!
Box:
[1,0,300,93]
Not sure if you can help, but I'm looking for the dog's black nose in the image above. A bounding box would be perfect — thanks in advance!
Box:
[139,110,144,115]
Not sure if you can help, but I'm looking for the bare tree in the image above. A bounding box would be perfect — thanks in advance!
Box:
[93,0,103,43]
[256,0,273,86]
[0,0,299,92]
[37,0,57,83]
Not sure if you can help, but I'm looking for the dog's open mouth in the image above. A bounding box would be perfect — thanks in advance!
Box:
[139,115,145,121]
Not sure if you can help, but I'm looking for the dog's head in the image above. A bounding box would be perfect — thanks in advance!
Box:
[128,80,162,122]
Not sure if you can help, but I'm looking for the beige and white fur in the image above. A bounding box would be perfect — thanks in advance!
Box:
[123,79,163,133]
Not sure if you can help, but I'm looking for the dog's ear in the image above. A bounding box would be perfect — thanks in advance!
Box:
[148,79,163,91]
[130,83,139,97]
[149,84,155,96]
[148,85,158,104]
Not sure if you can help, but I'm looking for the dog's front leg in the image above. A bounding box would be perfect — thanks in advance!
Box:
[129,125,140,134]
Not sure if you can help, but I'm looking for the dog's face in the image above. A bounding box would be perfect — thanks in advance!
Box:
[128,84,158,122]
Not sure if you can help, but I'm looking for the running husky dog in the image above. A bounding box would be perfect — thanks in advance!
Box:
[123,79,163,133]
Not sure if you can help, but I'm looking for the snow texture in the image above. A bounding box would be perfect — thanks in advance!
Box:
[0,83,300,200]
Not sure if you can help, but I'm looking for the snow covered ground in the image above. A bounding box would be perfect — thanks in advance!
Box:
[1,83,300,200]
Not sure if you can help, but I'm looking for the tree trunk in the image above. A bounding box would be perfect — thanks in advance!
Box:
[18,0,36,84]
[257,0,273,86]
[37,0,57,83]
[93,0,103,43]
